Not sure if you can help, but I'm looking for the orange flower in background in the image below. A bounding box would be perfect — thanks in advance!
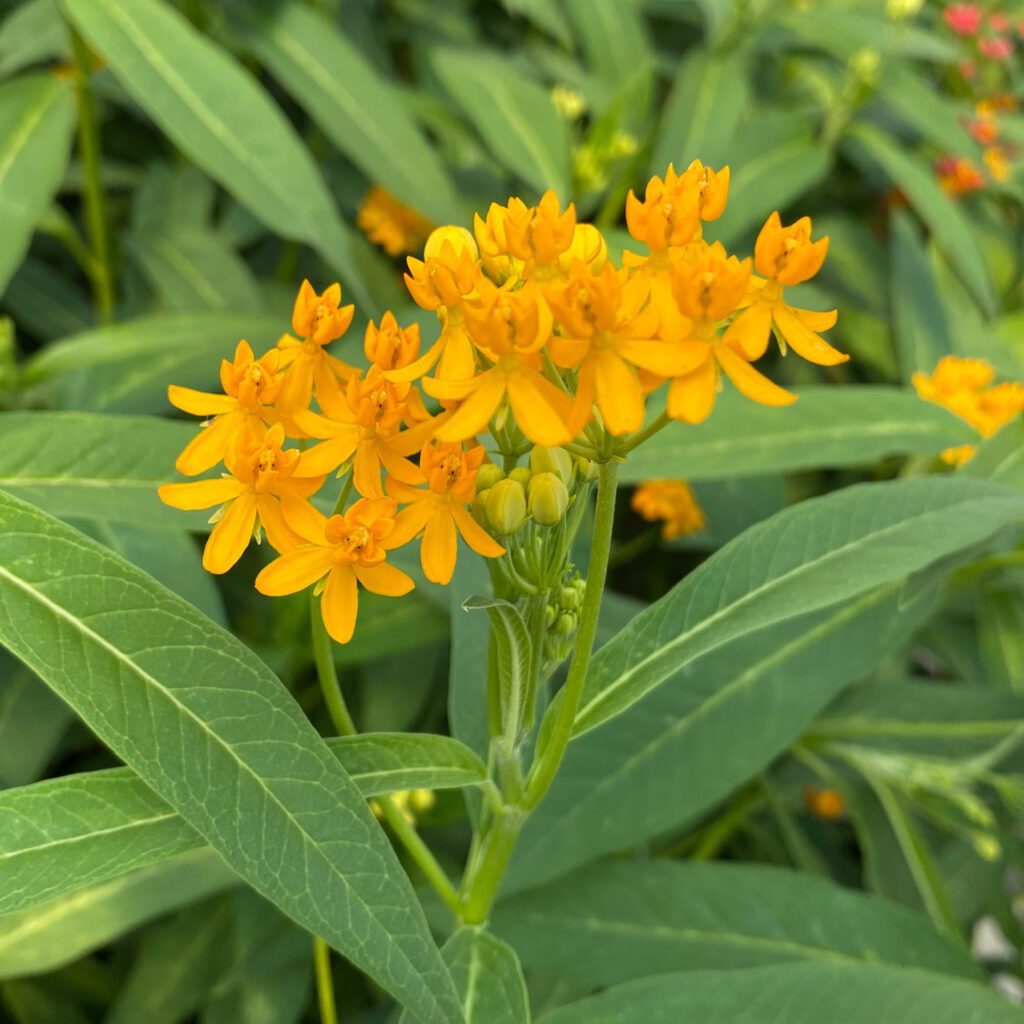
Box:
[169,341,285,476]
[914,355,1024,463]
[656,243,796,424]
[387,441,505,583]
[804,786,846,821]
[275,280,356,415]
[255,497,414,644]
[631,480,705,540]
[158,424,325,574]
[725,212,846,368]
[546,262,688,435]
[424,279,573,446]
[356,185,433,257]
[293,364,437,498]
[936,155,985,195]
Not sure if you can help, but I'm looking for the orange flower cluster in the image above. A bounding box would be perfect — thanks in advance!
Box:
[913,355,1024,464]
[161,164,840,642]
[631,480,705,540]
[356,186,434,257]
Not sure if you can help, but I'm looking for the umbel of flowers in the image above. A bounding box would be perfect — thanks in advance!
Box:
[160,161,844,646]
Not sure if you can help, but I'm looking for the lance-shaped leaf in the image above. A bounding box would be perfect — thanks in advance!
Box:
[0,734,483,917]
[494,861,980,986]
[0,493,464,1024]
[536,962,1021,1024]
[0,74,75,296]
[401,929,530,1024]
[0,657,72,788]
[61,0,374,308]
[620,387,974,483]
[574,477,1024,736]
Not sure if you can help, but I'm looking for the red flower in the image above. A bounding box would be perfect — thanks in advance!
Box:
[944,3,983,34]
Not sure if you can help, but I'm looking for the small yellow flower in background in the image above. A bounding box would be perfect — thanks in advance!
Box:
[256,497,414,644]
[983,146,1011,183]
[550,85,586,120]
[356,185,434,257]
[726,212,845,367]
[375,788,437,823]
[913,355,1024,463]
[275,280,356,416]
[387,441,505,584]
[631,480,706,540]
[169,340,285,476]
[804,785,846,821]
[158,424,325,574]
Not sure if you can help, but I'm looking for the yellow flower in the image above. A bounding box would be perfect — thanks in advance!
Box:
[557,224,608,275]
[656,243,796,424]
[275,280,356,415]
[725,212,846,366]
[913,356,1024,463]
[631,480,705,540]
[424,278,573,446]
[356,185,433,257]
[387,441,505,584]
[983,145,1010,183]
[255,497,414,644]
[804,786,846,821]
[545,261,690,435]
[625,160,729,252]
[364,312,422,371]
[158,424,325,574]
[292,364,438,498]
[474,191,576,280]
[169,340,284,476]
[396,229,481,382]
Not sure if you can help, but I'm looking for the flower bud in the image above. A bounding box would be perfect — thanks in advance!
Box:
[530,445,575,486]
[508,466,533,489]
[529,472,570,526]
[575,455,599,481]
[486,479,527,535]
[472,491,490,527]
[555,612,577,635]
[424,225,478,262]
[561,585,581,611]
[475,463,505,492]
[544,604,557,628]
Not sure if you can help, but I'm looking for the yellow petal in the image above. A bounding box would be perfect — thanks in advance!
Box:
[452,504,505,558]
[168,385,235,417]
[158,477,242,511]
[420,508,458,584]
[616,338,703,378]
[506,370,572,446]
[422,373,480,402]
[174,413,243,476]
[593,351,644,436]
[383,337,443,384]
[202,492,258,574]
[667,357,717,424]
[353,560,415,597]
[378,442,426,486]
[387,498,436,548]
[389,413,442,458]
[715,344,797,407]
[723,302,772,360]
[255,545,334,596]
[293,407,349,440]
[293,433,359,477]
[280,492,329,545]
[773,305,848,366]
[792,306,838,332]
[434,371,507,442]
[354,441,384,498]
[322,565,359,643]
[256,494,302,554]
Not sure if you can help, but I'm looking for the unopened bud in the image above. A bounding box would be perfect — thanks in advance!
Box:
[472,492,490,527]
[508,466,532,489]
[555,612,577,635]
[475,463,505,492]
[424,225,478,261]
[530,445,575,486]
[486,479,527,535]
[529,472,569,526]
[575,455,599,481]
[561,585,581,611]
[544,604,557,627]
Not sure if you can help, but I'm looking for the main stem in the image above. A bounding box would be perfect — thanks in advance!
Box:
[308,593,463,917]
[460,460,620,924]
[68,26,114,324]
[313,937,338,1024]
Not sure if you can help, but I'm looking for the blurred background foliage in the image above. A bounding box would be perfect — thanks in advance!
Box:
[2,0,1024,1020]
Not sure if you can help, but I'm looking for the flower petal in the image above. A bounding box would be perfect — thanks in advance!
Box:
[452,504,505,558]
[419,509,458,584]
[434,371,507,442]
[202,492,258,574]
[723,302,772,360]
[255,545,334,596]
[256,494,302,554]
[773,305,848,366]
[322,565,359,643]
[387,498,436,549]
[667,357,717,424]
[506,370,573,445]
[353,560,416,597]
[294,433,359,477]
[378,442,426,486]
[354,441,384,498]
[616,338,703,377]
[174,413,243,476]
[280,492,329,545]
[168,385,235,417]
[593,350,644,436]
[158,477,242,511]
[792,306,838,332]
[715,344,797,407]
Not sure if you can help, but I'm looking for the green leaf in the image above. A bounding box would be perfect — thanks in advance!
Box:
[650,50,747,174]
[0,848,237,979]
[0,735,483,918]
[25,312,283,414]
[0,493,463,1024]
[401,928,530,1024]
[536,962,1020,1024]
[0,1,68,80]
[890,210,952,382]
[126,227,264,312]
[711,140,830,246]
[244,2,459,224]
[507,580,933,891]
[106,899,234,1024]
[429,47,570,197]
[963,420,1024,489]
[574,477,1024,736]
[878,64,978,158]
[620,387,974,482]
[499,0,571,45]
[1,259,93,341]
[0,411,205,529]
[449,555,493,762]
[61,0,374,309]
[495,861,980,986]
[844,122,996,317]
[0,657,72,788]
[979,590,1024,693]
[200,891,311,1024]
[464,596,535,745]
[0,74,75,297]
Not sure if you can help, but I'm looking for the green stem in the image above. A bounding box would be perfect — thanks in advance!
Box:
[313,937,338,1024]
[525,460,619,808]
[68,26,114,324]
[619,412,671,454]
[308,593,463,916]
[459,808,527,925]
[691,787,765,861]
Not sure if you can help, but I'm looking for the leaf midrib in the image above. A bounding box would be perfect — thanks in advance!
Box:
[0,79,62,194]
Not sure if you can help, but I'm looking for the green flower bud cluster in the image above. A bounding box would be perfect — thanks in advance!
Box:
[544,574,587,664]
[474,447,581,537]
